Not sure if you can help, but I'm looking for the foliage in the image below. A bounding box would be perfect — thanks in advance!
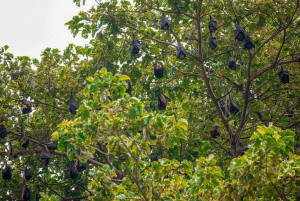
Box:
[0,0,300,200]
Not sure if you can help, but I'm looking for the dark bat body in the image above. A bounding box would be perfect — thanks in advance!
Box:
[229,97,240,115]
[68,93,79,115]
[19,133,29,149]
[76,159,87,173]
[40,147,50,165]
[176,46,187,60]
[20,99,32,114]
[160,14,170,30]
[234,25,246,41]
[278,69,289,84]
[158,94,167,110]
[154,58,164,78]
[2,161,12,180]
[243,35,255,50]
[69,162,79,179]
[0,125,7,139]
[208,16,217,33]
[131,39,140,54]
[209,37,217,50]
[210,126,220,138]
[227,52,237,70]
[23,167,32,181]
[22,187,30,201]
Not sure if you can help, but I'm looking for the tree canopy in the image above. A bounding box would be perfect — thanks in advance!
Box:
[0,0,300,200]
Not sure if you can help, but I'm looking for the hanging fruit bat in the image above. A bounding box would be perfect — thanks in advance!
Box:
[75,158,86,173]
[278,66,289,84]
[209,37,217,50]
[36,192,42,201]
[150,152,159,162]
[154,57,164,78]
[0,125,7,139]
[125,80,132,96]
[160,13,170,30]
[69,162,79,179]
[23,167,32,181]
[22,187,30,201]
[2,160,12,180]
[130,38,140,54]
[40,147,50,165]
[229,97,239,115]
[176,46,186,60]
[243,35,255,50]
[234,24,246,41]
[46,141,57,153]
[19,133,29,149]
[20,98,32,114]
[210,126,220,138]
[208,16,218,33]
[227,52,236,70]
[158,94,167,110]
[68,93,79,115]
[264,120,272,127]
[286,105,294,117]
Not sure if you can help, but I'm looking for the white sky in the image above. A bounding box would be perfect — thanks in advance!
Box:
[0,0,95,59]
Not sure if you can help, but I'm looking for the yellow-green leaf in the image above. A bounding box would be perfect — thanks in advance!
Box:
[273,133,281,140]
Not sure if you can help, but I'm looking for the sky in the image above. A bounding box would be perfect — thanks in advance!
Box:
[0,0,95,59]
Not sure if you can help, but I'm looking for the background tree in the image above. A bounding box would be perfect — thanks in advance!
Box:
[0,0,300,200]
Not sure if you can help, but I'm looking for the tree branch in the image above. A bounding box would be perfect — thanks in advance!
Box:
[18,84,69,112]
[251,57,300,80]
[121,160,149,201]
[210,138,233,157]
[196,0,234,146]
[34,174,66,200]
[236,50,253,140]
[282,120,300,130]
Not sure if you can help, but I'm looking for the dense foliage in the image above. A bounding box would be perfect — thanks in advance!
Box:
[0,0,300,200]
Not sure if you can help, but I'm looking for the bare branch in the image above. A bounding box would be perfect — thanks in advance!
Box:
[236,50,253,140]
[34,174,66,200]
[250,50,300,80]
[282,120,300,130]
[210,138,233,157]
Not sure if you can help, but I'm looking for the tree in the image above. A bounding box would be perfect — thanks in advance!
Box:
[0,0,299,200]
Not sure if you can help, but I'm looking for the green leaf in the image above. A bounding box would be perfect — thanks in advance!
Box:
[4,45,9,51]
[177,119,188,131]
[77,132,86,141]
[120,75,130,81]
[81,107,90,121]
[86,76,93,83]
[100,67,107,76]
[273,133,281,141]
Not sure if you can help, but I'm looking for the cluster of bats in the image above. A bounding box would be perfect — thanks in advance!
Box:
[2,143,86,201]
[0,93,86,200]
[129,14,179,112]
[128,13,292,139]
[0,11,295,200]
[208,17,292,139]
